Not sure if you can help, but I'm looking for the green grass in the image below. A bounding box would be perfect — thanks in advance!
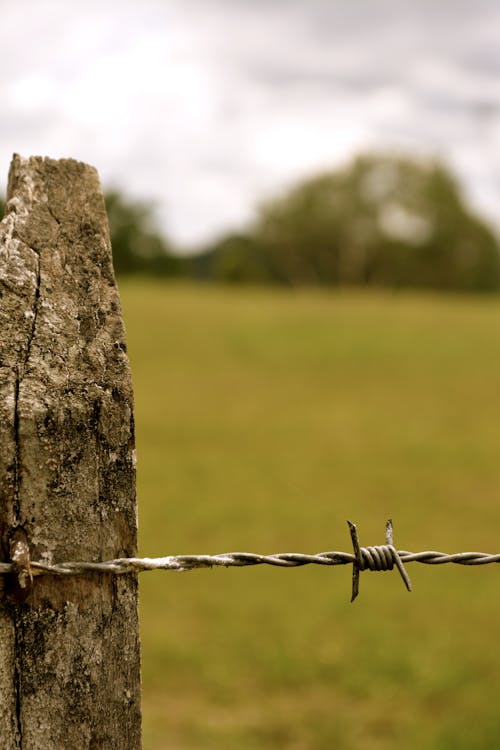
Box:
[119,281,500,749]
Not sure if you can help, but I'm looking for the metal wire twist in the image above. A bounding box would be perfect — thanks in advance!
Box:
[348,519,412,601]
[1,520,499,602]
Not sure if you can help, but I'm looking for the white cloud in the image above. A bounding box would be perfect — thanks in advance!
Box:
[1,0,499,247]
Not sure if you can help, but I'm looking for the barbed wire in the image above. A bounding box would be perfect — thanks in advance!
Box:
[2,520,500,601]
[2,548,500,576]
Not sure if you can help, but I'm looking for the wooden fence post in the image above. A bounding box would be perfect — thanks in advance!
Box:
[0,155,141,749]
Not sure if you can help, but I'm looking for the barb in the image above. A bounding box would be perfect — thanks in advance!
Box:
[1,520,499,601]
[347,519,412,602]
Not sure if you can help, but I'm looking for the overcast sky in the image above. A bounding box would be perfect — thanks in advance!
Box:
[1,0,499,249]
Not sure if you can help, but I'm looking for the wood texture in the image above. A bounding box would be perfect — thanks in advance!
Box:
[0,155,141,749]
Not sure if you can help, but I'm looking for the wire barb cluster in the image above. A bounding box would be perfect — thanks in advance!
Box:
[1,520,500,602]
[348,519,412,601]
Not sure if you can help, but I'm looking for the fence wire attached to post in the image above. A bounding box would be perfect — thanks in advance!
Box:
[1,519,500,602]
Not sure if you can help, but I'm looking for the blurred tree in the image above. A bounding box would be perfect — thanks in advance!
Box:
[104,190,180,276]
[4,155,500,291]
[0,195,5,219]
[246,153,500,291]
[202,232,272,284]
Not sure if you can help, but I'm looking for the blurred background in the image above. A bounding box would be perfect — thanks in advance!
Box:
[2,1,500,748]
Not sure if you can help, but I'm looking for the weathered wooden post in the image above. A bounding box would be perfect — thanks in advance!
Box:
[0,155,141,748]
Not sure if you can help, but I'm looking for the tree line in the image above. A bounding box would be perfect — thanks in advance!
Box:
[2,153,499,291]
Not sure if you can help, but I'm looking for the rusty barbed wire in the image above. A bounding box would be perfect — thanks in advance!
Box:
[1,520,500,601]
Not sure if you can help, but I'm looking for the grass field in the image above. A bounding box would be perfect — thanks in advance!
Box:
[119,281,500,750]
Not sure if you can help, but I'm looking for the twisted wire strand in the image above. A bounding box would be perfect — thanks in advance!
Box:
[2,519,499,606]
[2,549,500,576]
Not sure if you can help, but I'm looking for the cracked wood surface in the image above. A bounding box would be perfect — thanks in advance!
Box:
[0,155,141,749]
